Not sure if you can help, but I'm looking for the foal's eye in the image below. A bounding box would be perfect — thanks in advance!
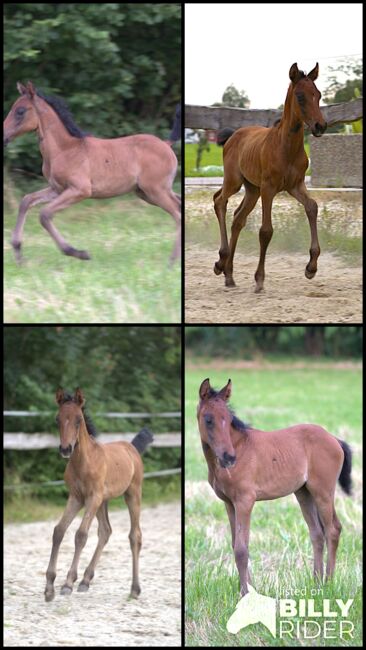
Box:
[16,107,26,116]
[75,417,82,426]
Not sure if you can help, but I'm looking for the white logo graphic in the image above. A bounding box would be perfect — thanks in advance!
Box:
[227,584,277,636]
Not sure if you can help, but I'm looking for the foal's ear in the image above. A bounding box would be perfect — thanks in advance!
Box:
[289,62,303,84]
[307,63,319,81]
[17,82,27,96]
[74,387,86,407]
[218,379,232,401]
[55,387,65,405]
[26,81,36,98]
[199,378,211,400]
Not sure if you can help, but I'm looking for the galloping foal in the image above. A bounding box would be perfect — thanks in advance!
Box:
[214,63,327,291]
[4,82,181,264]
[197,378,352,596]
[45,388,153,602]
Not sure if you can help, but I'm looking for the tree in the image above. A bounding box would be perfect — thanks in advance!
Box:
[212,84,250,108]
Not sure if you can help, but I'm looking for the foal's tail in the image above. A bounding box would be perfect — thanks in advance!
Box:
[131,428,154,455]
[217,127,236,146]
[337,439,353,495]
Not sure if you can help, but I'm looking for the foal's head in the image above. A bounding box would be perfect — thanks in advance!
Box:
[198,378,237,469]
[288,62,326,137]
[3,82,39,146]
[55,387,86,458]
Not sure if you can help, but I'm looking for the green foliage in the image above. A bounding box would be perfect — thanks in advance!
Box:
[4,3,181,172]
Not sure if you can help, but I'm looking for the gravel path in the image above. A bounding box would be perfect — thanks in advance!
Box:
[4,502,181,647]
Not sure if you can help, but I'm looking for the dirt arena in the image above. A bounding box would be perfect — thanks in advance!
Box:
[4,502,181,647]
[185,187,362,323]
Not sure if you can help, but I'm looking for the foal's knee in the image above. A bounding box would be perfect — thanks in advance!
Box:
[40,209,51,228]
[234,542,248,566]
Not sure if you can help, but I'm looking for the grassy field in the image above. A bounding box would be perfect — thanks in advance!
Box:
[185,141,311,177]
[185,361,362,646]
[4,193,181,323]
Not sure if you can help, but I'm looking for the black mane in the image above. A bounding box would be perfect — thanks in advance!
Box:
[37,90,87,138]
[58,392,97,438]
[207,387,250,433]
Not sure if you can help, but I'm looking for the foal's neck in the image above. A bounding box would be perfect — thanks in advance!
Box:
[36,98,79,152]
[278,86,305,154]
[72,420,96,465]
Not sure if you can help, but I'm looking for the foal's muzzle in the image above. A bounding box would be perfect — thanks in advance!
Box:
[59,444,73,458]
[311,122,327,137]
[219,452,237,469]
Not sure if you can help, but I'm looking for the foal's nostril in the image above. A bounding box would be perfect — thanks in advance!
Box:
[221,451,236,468]
[59,444,72,457]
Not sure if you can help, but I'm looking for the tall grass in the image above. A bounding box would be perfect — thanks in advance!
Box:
[4,194,181,323]
[185,363,362,646]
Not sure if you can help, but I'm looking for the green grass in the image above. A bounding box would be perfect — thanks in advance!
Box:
[185,361,362,646]
[185,141,311,177]
[4,193,181,323]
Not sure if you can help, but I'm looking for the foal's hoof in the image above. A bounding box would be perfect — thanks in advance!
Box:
[130,586,141,599]
[60,585,73,596]
[305,267,317,279]
[254,284,264,293]
[45,590,55,602]
[63,246,91,260]
[225,277,236,288]
[214,261,223,275]
[77,581,89,593]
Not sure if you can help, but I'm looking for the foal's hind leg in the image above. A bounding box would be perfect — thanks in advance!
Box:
[224,182,260,287]
[213,174,243,276]
[124,483,142,598]
[295,485,325,579]
[77,501,112,593]
[136,186,181,264]
[307,489,342,579]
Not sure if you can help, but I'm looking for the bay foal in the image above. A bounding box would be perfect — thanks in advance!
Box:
[214,63,327,291]
[198,378,352,596]
[4,82,181,264]
[45,388,153,602]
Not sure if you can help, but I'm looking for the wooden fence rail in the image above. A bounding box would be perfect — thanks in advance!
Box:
[4,432,181,450]
[185,97,363,130]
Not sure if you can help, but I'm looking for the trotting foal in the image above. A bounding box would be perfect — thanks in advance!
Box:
[45,388,153,602]
[214,63,327,291]
[198,378,352,596]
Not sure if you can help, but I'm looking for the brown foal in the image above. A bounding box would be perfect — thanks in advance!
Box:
[45,388,153,602]
[198,378,352,596]
[214,63,327,291]
[4,82,181,264]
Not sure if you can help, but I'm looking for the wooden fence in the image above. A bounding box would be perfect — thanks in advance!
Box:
[185,98,363,130]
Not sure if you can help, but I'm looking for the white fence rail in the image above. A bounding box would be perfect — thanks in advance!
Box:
[4,432,181,450]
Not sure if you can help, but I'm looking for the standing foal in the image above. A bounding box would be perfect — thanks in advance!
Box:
[198,378,352,596]
[45,388,153,602]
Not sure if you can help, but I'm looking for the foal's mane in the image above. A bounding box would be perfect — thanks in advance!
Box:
[36,90,88,139]
[207,387,250,433]
[58,392,98,438]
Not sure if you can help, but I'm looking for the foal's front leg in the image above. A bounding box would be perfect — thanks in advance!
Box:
[288,182,320,279]
[60,497,101,596]
[45,495,83,602]
[11,187,58,264]
[233,497,255,596]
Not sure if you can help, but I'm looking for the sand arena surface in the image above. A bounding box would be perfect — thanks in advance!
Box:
[4,502,181,647]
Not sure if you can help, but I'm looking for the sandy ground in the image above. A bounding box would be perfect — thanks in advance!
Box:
[4,502,181,647]
[185,187,362,324]
[185,247,362,323]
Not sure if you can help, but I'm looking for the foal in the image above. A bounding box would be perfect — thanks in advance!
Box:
[198,378,352,596]
[45,388,153,602]
[214,63,327,291]
[4,81,181,264]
